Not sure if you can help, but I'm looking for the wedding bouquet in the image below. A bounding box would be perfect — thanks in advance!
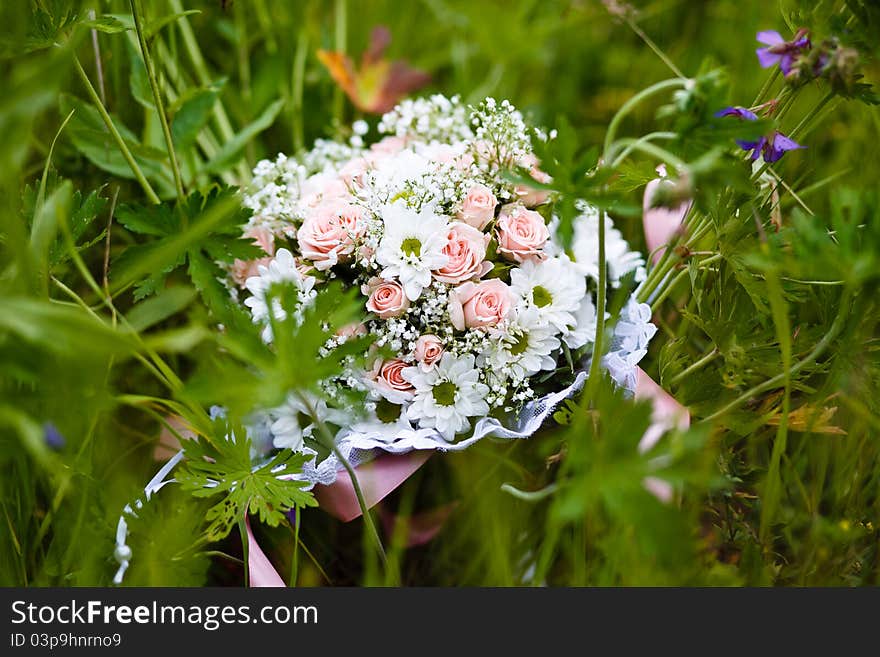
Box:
[232,95,656,486]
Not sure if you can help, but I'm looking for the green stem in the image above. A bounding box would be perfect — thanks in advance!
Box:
[586,207,607,388]
[624,16,685,79]
[667,347,720,386]
[608,131,677,167]
[702,287,853,423]
[610,140,687,172]
[603,78,689,157]
[332,0,347,125]
[298,394,387,565]
[651,253,722,311]
[289,506,300,587]
[73,56,160,204]
[752,69,779,106]
[291,24,308,153]
[131,0,185,203]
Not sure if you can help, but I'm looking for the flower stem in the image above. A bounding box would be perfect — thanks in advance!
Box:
[299,394,387,566]
[608,131,678,167]
[291,24,308,153]
[623,16,685,79]
[586,207,607,388]
[73,56,161,204]
[603,78,689,157]
[667,347,720,386]
[332,0,347,125]
[131,0,185,204]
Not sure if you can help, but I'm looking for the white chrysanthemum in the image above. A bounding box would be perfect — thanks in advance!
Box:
[269,393,347,451]
[485,306,561,381]
[244,248,316,342]
[509,256,586,333]
[375,201,450,300]
[345,411,430,445]
[562,294,598,350]
[402,353,490,440]
[567,204,646,286]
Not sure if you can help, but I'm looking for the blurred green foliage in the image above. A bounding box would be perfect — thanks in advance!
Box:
[0,0,877,587]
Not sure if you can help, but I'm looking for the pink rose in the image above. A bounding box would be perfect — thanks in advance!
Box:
[370,136,407,158]
[231,226,276,287]
[456,184,497,230]
[231,256,273,287]
[336,323,367,339]
[413,334,444,369]
[369,358,415,402]
[301,173,351,208]
[515,155,552,207]
[245,226,276,256]
[495,205,550,263]
[297,200,364,270]
[433,222,492,284]
[363,277,410,319]
[339,157,369,187]
[448,279,512,330]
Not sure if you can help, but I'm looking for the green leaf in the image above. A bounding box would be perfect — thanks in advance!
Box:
[147,10,202,39]
[49,188,108,266]
[0,297,136,360]
[30,181,72,270]
[200,99,284,175]
[115,202,178,237]
[177,416,317,542]
[171,86,220,149]
[126,286,197,331]
[80,15,129,34]
[59,94,170,186]
[126,40,154,110]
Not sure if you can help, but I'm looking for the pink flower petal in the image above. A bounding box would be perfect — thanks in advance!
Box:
[642,177,691,263]
[634,367,690,453]
[245,516,285,588]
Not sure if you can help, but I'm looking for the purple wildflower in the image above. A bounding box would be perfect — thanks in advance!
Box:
[760,131,804,162]
[736,131,804,163]
[43,422,66,451]
[715,106,804,162]
[714,106,759,121]
[715,106,761,150]
[756,29,811,76]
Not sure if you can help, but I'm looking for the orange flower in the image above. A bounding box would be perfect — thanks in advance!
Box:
[317,26,430,114]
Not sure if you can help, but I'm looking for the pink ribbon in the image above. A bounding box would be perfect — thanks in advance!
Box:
[245,516,286,587]
[314,450,432,522]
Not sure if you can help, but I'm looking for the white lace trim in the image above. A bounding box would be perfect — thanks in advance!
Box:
[293,298,656,486]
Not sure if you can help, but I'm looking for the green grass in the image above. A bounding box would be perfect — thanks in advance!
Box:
[0,0,878,586]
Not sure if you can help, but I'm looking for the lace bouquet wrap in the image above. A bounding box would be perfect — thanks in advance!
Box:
[234,95,657,490]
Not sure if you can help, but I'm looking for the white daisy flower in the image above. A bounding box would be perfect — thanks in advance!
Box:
[269,393,347,451]
[509,256,586,333]
[375,200,450,300]
[344,408,431,445]
[402,353,490,440]
[566,204,646,286]
[562,294,599,350]
[244,248,317,343]
[485,306,561,381]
